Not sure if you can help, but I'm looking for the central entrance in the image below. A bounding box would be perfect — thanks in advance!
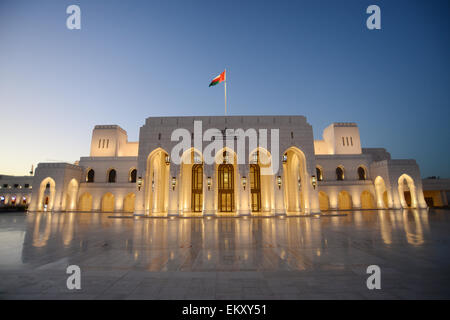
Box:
[191,164,203,212]
[250,164,261,212]
[218,164,234,212]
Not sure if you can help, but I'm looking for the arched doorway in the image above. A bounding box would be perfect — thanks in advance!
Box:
[338,190,352,210]
[123,193,135,213]
[249,148,274,214]
[179,148,203,215]
[398,174,418,208]
[250,164,261,212]
[374,176,389,208]
[282,147,309,214]
[191,164,203,212]
[78,192,93,212]
[38,177,56,211]
[360,190,375,209]
[218,163,234,212]
[64,179,79,211]
[145,148,170,215]
[101,193,115,212]
[318,191,329,211]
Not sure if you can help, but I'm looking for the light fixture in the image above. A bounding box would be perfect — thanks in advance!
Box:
[298,177,301,190]
[242,176,247,190]
[277,176,282,189]
[165,154,170,165]
[207,176,212,190]
[311,175,317,190]
[171,177,176,190]
[282,153,287,164]
[137,176,143,191]
[151,180,155,192]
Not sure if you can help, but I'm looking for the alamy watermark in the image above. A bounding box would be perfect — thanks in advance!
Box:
[170,121,279,175]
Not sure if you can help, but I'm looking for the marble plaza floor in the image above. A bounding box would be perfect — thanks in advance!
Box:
[0,209,450,300]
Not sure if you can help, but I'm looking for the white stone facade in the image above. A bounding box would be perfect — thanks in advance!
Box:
[1,116,439,215]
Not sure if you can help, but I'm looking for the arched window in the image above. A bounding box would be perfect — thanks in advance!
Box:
[316,167,323,181]
[129,169,137,183]
[86,169,95,183]
[108,169,117,183]
[358,166,366,180]
[336,167,344,181]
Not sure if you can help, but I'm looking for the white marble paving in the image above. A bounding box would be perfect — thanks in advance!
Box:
[0,209,449,299]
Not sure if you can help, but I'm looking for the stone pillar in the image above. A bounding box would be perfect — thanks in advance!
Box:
[203,164,215,216]
[168,164,180,216]
[238,164,251,216]
[273,167,285,215]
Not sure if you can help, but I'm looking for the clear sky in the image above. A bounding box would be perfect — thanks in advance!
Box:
[0,0,449,178]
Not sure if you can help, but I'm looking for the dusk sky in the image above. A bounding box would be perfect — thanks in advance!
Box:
[0,0,449,178]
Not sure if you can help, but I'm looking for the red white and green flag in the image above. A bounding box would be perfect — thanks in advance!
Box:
[209,70,226,87]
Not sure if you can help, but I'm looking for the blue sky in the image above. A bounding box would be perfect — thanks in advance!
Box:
[0,0,449,177]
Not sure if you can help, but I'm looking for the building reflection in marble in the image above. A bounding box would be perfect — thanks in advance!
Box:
[0,209,439,272]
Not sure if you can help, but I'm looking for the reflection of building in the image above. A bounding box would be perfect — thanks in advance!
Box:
[1,116,449,215]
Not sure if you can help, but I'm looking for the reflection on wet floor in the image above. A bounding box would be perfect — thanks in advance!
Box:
[1,209,450,299]
[0,209,446,271]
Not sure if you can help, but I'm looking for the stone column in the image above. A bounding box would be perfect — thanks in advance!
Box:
[273,167,285,215]
[168,164,180,216]
[238,164,251,216]
[203,164,215,216]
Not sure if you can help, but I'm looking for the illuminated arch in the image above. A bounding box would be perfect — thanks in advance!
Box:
[145,148,170,215]
[249,147,274,214]
[338,190,352,210]
[129,168,137,183]
[374,176,389,209]
[336,166,345,181]
[398,174,418,208]
[360,190,375,209]
[78,192,93,212]
[64,178,79,211]
[318,191,329,211]
[282,146,310,214]
[37,177,56,211]
[101,192,115,212]
[180,147,204,215]
[215,147,238,215]
[107,168,117,183]
[123,193,136,213]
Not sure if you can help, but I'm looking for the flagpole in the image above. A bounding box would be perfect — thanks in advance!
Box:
[224,69,227,116]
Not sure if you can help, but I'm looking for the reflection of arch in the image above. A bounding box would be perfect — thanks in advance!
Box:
[357,166,367,180]
[78,192,93,212]
[145,148,170,215]
[64,178,79,211]
[338,190,352,210]
[123,193,136,213]
[282,147,310,214]
[101,192,115,212]
[38,177,56,211]
[249,147,274,213]
[318,191,329,211]
[107,169,117,183]
[398,174,418,208]
[336,166,344,181]
[129,168,137,183]
[360,190,375,209]
[374,176,389,208]
[86,169,95,183]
